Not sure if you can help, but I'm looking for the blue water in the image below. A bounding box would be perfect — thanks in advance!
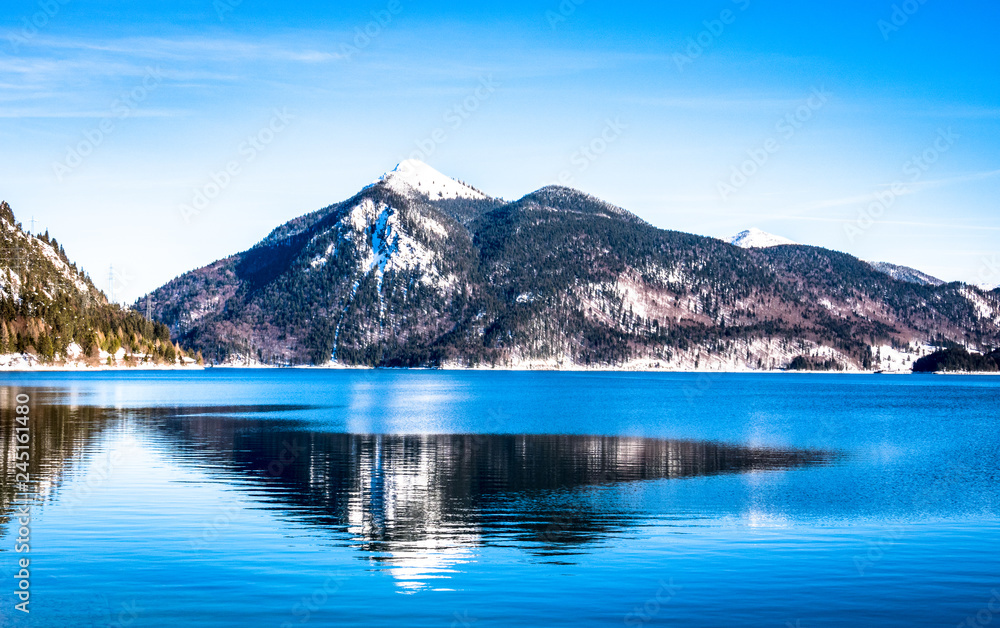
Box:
[0,371,998,627]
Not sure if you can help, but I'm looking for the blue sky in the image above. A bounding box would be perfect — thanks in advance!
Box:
[1,0,998,302]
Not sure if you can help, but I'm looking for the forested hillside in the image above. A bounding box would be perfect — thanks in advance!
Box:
[1,201,199,367]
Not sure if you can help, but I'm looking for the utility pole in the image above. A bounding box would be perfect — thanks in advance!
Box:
[29,216,36,235]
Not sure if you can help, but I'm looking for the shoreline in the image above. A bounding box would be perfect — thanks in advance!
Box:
[4,354,997,375]
[4,362,998,375]
[0,364,205,372]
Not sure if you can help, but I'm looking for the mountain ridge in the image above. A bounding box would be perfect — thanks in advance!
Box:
[140,162,1000,371]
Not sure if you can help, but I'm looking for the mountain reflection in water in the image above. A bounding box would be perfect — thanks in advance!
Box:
[1,400,835,590]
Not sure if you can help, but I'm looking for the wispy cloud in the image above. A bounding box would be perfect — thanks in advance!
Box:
[0,33,347,118]
[793,169,1000,212]
[2,33,345,64]
[797,216,1000,231]
[0,108,186,119]
[624,95,821,111]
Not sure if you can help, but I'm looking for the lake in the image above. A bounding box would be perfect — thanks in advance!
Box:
[1,370,998,627]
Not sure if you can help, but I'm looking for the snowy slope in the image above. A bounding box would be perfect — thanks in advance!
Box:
[728,228,797,249]
[960,286,1000,325]
[866,261,945,287]
[372,160,488,201]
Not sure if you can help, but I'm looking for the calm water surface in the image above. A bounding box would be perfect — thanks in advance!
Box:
[0,370,998,627]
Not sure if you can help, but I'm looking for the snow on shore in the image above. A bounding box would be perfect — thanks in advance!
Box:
[0,343,201,371]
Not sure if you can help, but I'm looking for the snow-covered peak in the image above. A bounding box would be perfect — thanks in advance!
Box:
[374,160,488,201]
[728,228,797,249]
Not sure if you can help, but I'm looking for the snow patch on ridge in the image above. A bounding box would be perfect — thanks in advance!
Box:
[867,261,945,287]
[729,228,797,249]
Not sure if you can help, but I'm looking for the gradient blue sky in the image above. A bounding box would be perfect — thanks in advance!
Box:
[2,0,998,302]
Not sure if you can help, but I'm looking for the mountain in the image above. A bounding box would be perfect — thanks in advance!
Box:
[0,201,198,368]
[728,228,797,249]
[732,235,947,289]
[141,162,1000,371]
[866,261,945,287]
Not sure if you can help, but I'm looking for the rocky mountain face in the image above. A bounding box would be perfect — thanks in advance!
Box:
[0,201,192,366]
[142,162,1000,370]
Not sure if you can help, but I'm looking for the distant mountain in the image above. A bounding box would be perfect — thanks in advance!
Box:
[0,201,197,367]
[730,235,947,289]
[866,261,945,287]
[728,228,797,249]
[142,162,1000,370]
